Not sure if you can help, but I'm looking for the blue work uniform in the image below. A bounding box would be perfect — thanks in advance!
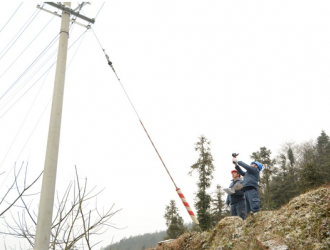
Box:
[225,178,246,220]
[235,161,260,213]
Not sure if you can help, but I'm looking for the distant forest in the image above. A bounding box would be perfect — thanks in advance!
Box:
[102,231,166,250]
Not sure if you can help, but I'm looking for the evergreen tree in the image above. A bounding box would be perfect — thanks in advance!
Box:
[269,153,287,208]
[285,147,300,199]
[211,184,225,225]
[163,200,185,240]
[300,162,326,191]
[251,147,276,210]
[270,145,300,208]
[324,143,330,182]
[189,135,214,231]
[316,130,329,159]
[316,130,330,181]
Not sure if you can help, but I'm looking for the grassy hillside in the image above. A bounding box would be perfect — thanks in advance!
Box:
[149,184,330,250]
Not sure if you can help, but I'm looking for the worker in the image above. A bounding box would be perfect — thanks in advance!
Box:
[232,157,262,215]
[225,169,246,220]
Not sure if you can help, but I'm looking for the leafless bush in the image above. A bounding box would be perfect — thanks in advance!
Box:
[1,166,121,249]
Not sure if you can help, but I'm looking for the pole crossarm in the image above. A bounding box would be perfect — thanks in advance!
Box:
[37,4,91,29]
[37,4,61,18]
[45,2,95,24]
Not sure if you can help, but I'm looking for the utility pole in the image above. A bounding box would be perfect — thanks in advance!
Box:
[33,3,94,249]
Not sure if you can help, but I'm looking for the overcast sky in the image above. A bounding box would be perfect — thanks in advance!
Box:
[1,1,330,248]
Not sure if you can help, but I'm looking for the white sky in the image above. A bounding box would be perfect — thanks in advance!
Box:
[1,1,330,248]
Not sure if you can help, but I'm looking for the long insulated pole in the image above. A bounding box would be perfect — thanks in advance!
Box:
[101,50,199,224]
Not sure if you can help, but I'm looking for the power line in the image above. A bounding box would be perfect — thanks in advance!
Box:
[0,3,23,34]
[0,17,80,106]
[0,98,52,190]
[0,33,60,102]
[0,15,56,80]
[0,56,56,171]
[0,61,57,120]
[0,21,78,111]
[66,30,87,69]
[94,2,105,20]
[0,7,42,60]
[0,46,59,113]
[79,2,104,26]
[0,28,89,187]
[0,29,89,120]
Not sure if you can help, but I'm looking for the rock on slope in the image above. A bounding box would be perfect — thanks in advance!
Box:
[151,185,330,250]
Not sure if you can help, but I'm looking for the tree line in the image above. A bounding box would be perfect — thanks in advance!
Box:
[102,231,167,250]
[258,130,330,210]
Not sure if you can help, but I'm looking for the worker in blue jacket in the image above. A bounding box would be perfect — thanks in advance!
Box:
[225,169,246,220]
[232,157,262,215]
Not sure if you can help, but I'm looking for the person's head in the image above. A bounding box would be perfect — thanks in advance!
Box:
[251,161,263,171]
[231,170,240,179]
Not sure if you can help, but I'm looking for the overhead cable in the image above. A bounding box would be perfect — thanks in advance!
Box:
[0,98,51,189]
[80,2,104,26]
[0,33,60,102]
[0,23,77,111]
[0,15,56,80]
[0,7,42,60]
[0,56,55,171]
[94,2,105,20]
[66,31,87,69]
[0,61,56,119]
[0,3,23,34]
[0,29,89,120]
[0,46,58,112]
[0,27,89,187]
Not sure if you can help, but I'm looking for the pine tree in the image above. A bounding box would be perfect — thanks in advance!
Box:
[269,153,286,208]
[251,147,275,210]
[211,184,225,225]
[286,147,300,199]
[324,143,330,182]
[270,145,301,208]
[300,162,326,191]
[163,200,185,240]
[189,135,214,231]
[316,131,329,159]
[316,130,330,181]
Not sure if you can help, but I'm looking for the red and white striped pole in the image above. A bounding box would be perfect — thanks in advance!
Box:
[140,120,199,225]
[176,188,199,224]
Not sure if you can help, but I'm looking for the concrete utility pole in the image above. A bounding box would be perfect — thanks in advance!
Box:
[33,3,71,249]
[33,3,94,249]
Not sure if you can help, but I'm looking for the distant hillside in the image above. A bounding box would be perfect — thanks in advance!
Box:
[150,184,330,250]
[103,230,166,250]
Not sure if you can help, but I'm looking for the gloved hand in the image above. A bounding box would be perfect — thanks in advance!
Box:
[232,157,238,165]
